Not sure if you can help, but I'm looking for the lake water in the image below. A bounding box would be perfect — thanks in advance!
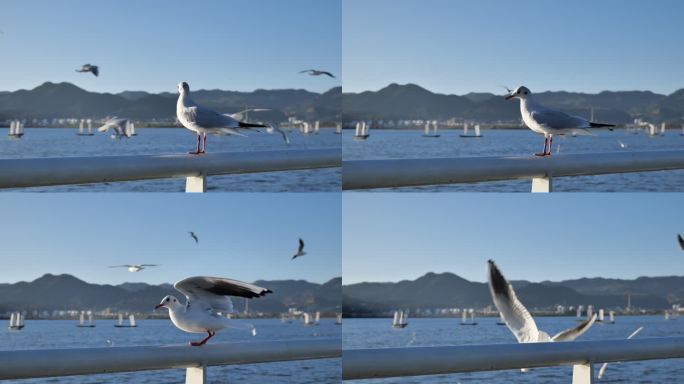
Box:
[343,316,684,383]
[342,129,684,192]
[0,318,340,383]
[0,128,341,192]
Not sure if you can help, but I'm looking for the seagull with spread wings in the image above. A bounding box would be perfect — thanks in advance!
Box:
[109,264,158,273]
[154,276,272,346]
[292,238,306,260]
[299,69,335,78]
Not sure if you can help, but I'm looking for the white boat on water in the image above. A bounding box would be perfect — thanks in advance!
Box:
[334,123,342,135]
[77,119,95,136]
[460,309,478,326]
[77,311,96,327]
[335,313,342,325]
[8,312,24,330]
[422,121,440,138]
[313,121,320,135]
[392,310,408,328]
[8,120,24,138]
[303,312,315,326]
[597,309,605,323]
[459,122,482,138]
[314,311,321,325]
[114,313,138,327]
[609,310,615,324]
[126,121,137,136]
[354,121,370,140]
[301,122,312,135]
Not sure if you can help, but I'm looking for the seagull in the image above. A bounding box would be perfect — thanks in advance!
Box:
[597,326,644,379]
[76,64,99,77]
[189,231,199,244]
[109,264,159,273]
[292,238,306,260]
[488,259,596,345]
[154,276,272,346]
[299,69,335,78]
[98,117,131,138]
[505,86,616,156]
[678,234,684,251]
[176,82,289,155]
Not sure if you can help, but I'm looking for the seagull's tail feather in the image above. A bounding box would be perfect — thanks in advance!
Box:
[238,121,269,129]
[589,122,616,128]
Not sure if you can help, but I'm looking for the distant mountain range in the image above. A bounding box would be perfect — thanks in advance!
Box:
[0,82,341,122]
[343,272,682,316]
[343,83,684,124]
[0,274,341,313]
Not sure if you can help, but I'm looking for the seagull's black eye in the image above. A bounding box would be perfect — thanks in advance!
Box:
[165,298,170,302]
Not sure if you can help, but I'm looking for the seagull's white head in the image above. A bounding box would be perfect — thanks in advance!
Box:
[505,86,531,100]
[177,82,190,94]
[155,295,182,311]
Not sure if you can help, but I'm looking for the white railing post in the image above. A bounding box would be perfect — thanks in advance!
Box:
[572,363,594,384]
[185,174,206,193]
[531,175,552,192]
[185,365,206,384]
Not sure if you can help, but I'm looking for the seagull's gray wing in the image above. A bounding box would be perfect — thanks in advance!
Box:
[108,265,132,268]
[487,260,539,343]
[175,276,273,313]
[228,108,271,121]
[531,109,590,129]
[321,71,335,78]
[140,264,158,267]
[184,105,240,129]
[298,238,305,253]
[551,314,597,341]
[299,69,314,74]
[91,66,99,77]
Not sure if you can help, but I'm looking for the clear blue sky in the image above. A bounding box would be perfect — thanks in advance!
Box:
[343,193,684,284]
[0,0,341,93]
[0,194,340,285]
[343,0,684,95]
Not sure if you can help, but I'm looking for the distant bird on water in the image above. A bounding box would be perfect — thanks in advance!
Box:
[678,234,684,251]
[487,259,596,371]
[176,81,289,155]
[505,86,615,156]
[292,238,306,260]
[154,276,272,346]
[109,264,159,273]
[76,64,99,77]
[299,69,335,78]
[189,231,199,244]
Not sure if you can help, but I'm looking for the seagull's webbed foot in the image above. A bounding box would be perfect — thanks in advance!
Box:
[534,152,551,157]
[190,331,215,346]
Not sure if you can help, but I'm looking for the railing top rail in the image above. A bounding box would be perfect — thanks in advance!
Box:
[0,148,341,189]
[0,338,341,380]
[342,150,684,190]
[343,336,684,380]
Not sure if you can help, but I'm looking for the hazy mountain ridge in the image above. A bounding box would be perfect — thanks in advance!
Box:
[0,274,341,313]
[0,82,341,122]
[342,83,684,123]
[343,272,675,315]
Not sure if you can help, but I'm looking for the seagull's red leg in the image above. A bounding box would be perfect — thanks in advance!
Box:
[201,133,207,154]
[190,134,201,155]
[190,331,215,346]
[535,137,548,157]
[548,135,554,156]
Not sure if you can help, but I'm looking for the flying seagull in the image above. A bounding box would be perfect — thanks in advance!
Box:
[98,117,131,138]
[76,64,99,77]
[176,82,289,155]
[299,69,335,78]
[154,276,272,346]
[487,260,596,357]
[292,238,306,260]
[109,264,159,273]
[505,86,615,156]
[597,326,644,379]
[678,234,684,251]
[189,231,199,244]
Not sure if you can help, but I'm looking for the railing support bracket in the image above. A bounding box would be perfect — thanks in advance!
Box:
[185,174,206,193]
[572,363,594,384]
[531,175,552,192]
[185,364,206,384]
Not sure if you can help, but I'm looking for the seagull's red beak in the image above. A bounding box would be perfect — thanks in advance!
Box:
[504,94,514,100]
[154,304,164,310]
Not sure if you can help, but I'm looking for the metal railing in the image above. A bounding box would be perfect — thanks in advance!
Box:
[0,338,340,383]
[0,148,341,192]
[343,337,684,383]
[342,150,684,192]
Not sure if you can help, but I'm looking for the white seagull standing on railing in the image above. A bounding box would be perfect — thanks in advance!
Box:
[109,264,159,272]
[155,276,272,346]
[505,86,615,156]
[487,259,596,371]
[175,82,289,155]
[292,238,306,260]
[76,64,99,77]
